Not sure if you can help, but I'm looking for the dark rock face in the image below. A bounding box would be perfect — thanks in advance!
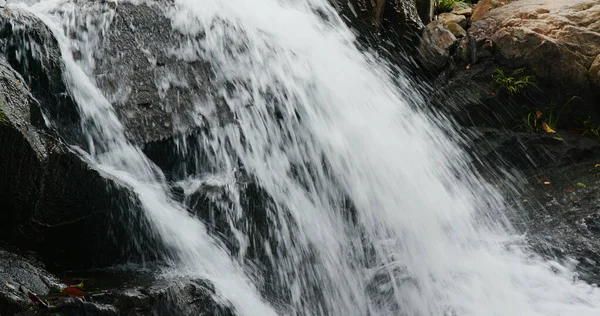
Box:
[0,13,163,270]
[0,248,234,316]
[331,0,425,42]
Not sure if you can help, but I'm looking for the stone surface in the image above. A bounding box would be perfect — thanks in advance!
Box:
[469,0,600,97]
[472,0,513,22]
[445,21,467,37]
[0,248,234,316]
[451,1,473,16]
[0,9,164,270]
[439,12,467,28]
[590,54,600,87]
[332,0,424,40]
[418,20,458,71]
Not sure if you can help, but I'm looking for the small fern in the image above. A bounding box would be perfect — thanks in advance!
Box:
[492,68,534,95]
[436,0,459,14]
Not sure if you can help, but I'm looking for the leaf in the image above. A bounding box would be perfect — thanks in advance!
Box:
[27,292,49,309]
[553,137,564,141]
[70,282,84,289]
[62,286,85,298]
[576,182,587,188]
[595,164,600,167]
[541,121,556,133]
[565,188,575,193]
[543,181,551,185]
[466,64,471,70]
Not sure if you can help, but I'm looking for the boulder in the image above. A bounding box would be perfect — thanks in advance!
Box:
[590,54,600,87]
[451,1,473,16]
[471,0,513,22]
[418,20,458,71]
[439,12,467,28]
[0,248,234,316]
[469,0,600,93]
[331,0,425,40]
[0,9,164,270]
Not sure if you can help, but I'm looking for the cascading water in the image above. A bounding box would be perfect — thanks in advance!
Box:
[11,0,600,314]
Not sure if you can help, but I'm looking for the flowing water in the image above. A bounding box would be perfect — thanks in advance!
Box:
[11,0,600,314]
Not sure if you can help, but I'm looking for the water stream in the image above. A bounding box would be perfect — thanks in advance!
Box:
[13,0,600,314]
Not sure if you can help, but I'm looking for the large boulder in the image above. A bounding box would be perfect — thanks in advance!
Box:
[469,0,600,95]
[331,0,428,41]
[0,9,163,270]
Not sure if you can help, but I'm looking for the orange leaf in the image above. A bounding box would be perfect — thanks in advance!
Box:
[62,286,85,298]
[466,64,471,70]
[541,122,556,134]
[565,188,575,193]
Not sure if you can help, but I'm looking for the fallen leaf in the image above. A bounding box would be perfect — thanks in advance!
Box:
[490,91,495,96]
[541,122,556,134]
[27,292,49,309]
[553,137,563,141]
[466,64,471,70]
[576,182,587,188]
[565,188,575,193]
[543,181,551,185]
[595,164,600,167]
[70,282,84,289]
[62,286,85,298]
[536,110,543,119]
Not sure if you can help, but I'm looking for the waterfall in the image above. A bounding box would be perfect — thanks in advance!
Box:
[14,0,600,315]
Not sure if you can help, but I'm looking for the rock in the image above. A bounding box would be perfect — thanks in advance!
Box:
[0,10,164,270]
[0,248,62,316]
[418,20,458,71]
[471,0,513,22]
[332,0,424,40]
[416,0,435,24]
[445,21,467,37]
[439,12,467,28]
[451,1,473,16]
[469,0,600,103]
[590,54,600,87]
[0,248,234,316]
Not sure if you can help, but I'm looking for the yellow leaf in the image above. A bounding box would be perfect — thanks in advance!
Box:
[595,164,600,167]
[576,182,586,188]
[542,122,556,134]
[543,181,551,185]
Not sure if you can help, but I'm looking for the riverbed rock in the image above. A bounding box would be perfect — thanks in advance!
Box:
[439,12,467,28]
[332,0,425,40]
[0,11,163,270]
[471,0,513,22]
[418,20,458,71]
[451,2,473,16]
[469,0,600,95]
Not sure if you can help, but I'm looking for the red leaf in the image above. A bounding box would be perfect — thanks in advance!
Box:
[62,286,85,298]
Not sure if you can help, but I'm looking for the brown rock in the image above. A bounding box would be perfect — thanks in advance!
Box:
[469,0,600,92]
[439,12,467,28]
[472,0,514,22]
[419,20,458,71]
[451,2,473,16]
[446,21,467,37]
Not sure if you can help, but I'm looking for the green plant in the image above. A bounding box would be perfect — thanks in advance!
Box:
[492,68,534,95]
[436,0,459,14]
[516,110,540,132]
[545,96,577,130]
[582,116,600,140]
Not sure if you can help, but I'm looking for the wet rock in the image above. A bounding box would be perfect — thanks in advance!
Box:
[519,162,600,284]
[0,24,162,270]
[418,20,457,71]
[0,248,235,316]
[445,21,467,38]
[332,0,425,41]
[590,54,600,87]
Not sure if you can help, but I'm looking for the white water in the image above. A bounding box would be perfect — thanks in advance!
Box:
[15,0,600,315]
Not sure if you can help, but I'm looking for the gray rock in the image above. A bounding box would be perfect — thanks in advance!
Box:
[418,20,458,71]
[439,12,467,28]
[451,1,473,16]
